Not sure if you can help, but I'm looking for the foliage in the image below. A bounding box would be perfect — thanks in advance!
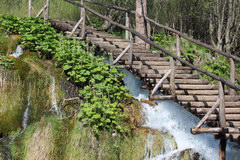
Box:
[0,14,59,58]
[0,56,14,68]
[55,39,131,134]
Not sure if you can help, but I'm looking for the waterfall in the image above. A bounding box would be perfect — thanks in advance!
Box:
[51,76,62,119]
[9,45,24,58]
[121,69,240,160]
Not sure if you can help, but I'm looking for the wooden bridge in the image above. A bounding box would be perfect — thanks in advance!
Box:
[30,0,240,158]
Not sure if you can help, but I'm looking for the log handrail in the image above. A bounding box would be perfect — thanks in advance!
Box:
[113,44,131,65]
[63,0,240,91]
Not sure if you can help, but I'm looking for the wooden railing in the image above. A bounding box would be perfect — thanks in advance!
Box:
[28,0,50,21]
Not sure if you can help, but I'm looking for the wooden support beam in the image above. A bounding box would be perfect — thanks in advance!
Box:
[69,17,83,37]
[151,69,171,96]
[191,127,240,134]
[113,44,131,65]
[219,82,226,128]
[28,0,32,17]
[176,34,181,66]
[44,0,50,21]
[128,34,133,65]
[31,6,37,16]
[150,95,174,100]
[230,58,235,96]
[170,57,175,97]
[86,13,93,27]
[195,98,220,129]
[81,0,86,39]
[125,12,130,40]
[36,4,48,17]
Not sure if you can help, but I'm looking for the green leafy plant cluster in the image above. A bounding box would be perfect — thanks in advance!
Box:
[55,39,131,134]
[0,14,59,58]
[0,56,14,68]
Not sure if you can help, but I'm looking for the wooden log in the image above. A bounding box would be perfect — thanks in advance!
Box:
[199,114,240,121]
[141,98,158,106]
[151,69,171,96]
[137,69,190,74]
[28,0,32,17]
[63,0,240,91]
[219,82,226,128]
[142,73,199,79]
[176,90,219,95]
[31,6,37,16]
[151,79,209,84]
[180,101,239,108]
[126,61,170,66]
[195,99,220,129]
[214,134,240,142]
[208,121,240,128]
[113,44,131,65]
[86,13,93,26]
[219,136,226,160]
[150,95,174,100]
[230,58,235,96]
[81,0,86,39]
[170,57,175,97]
[176,34,181,66]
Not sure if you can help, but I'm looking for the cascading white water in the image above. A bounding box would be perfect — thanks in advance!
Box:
[51,76,62,119]
[121,69,240,160]
[9,45,23,58]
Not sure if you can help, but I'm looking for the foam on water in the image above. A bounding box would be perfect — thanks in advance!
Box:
[121,69,240,160]
[51,76,62,119]
[9,45,23,58]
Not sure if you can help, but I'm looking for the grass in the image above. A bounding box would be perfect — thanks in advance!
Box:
[0,0,80,21]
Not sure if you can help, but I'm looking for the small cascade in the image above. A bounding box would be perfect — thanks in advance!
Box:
[121,69,240,160]
[144,134,155,159]
[9,45,23,58]
[51,76,62,119]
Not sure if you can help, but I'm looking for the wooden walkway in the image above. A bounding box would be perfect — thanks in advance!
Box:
[50,19,240,143]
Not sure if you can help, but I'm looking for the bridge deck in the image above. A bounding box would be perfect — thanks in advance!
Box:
[50,19,240,142]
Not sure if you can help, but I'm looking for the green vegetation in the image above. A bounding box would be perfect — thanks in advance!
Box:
[0,14,59,58]
[55,39,131,134]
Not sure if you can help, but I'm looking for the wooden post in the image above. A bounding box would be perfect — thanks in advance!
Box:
[146,21,151,49]
[218,81,226,160]
[176,34,181,66]
[125,12,130,40]
[44,0,50,21]
[28,0,32,17]
[81,0,86,39]
[128,33,133,65]
[170,57,175,97]
[230,58,235,95]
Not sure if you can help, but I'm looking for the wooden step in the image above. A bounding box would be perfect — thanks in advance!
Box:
[125,61,171,66]
[176,95,240,102]
[141,73,199,79]
[199,114,240,121]
[180,101,239,108]
[129,65,193,71]
[86,36,130,42]
[190,108,240,114]
[118,56,167,61]
[175,90,219,95]
[113,53,161,57]
[149,79,209,84]
[162,84,217,90]
[111,48,153,54]
[207,121,240,128]
[136,69,191,74]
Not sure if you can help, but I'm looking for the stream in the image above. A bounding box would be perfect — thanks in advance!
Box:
[121,69,240,160]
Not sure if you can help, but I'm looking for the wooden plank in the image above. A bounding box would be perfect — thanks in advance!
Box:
[190,108,240,114]
[214,134,240,142]
[199,114,240,121]
[130,65,192,70]
[176,34,181,66]
[120,56,168,61]
[150,79,209,84]
[128,34,133,65]
[170,57,175,97]
[180,101,239,108]
[219,82,226,128]
[191,127,240,134]
[176,95,240,102]
[195,99,220,128]
[176,90,219,95]
[113,44,131,65]
[125,12,130,40]
[137,69,191,74]
[162,84,217,90]
[86,36,130,42]
[140,73,199,79]
[151,69,171,96]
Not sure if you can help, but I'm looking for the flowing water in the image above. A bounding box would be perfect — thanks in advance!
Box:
[9,45,23,58]
[121,69,240,160]
[50,76,62,119]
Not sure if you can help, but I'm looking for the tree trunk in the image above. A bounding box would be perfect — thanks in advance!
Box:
[135,0,147,47]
